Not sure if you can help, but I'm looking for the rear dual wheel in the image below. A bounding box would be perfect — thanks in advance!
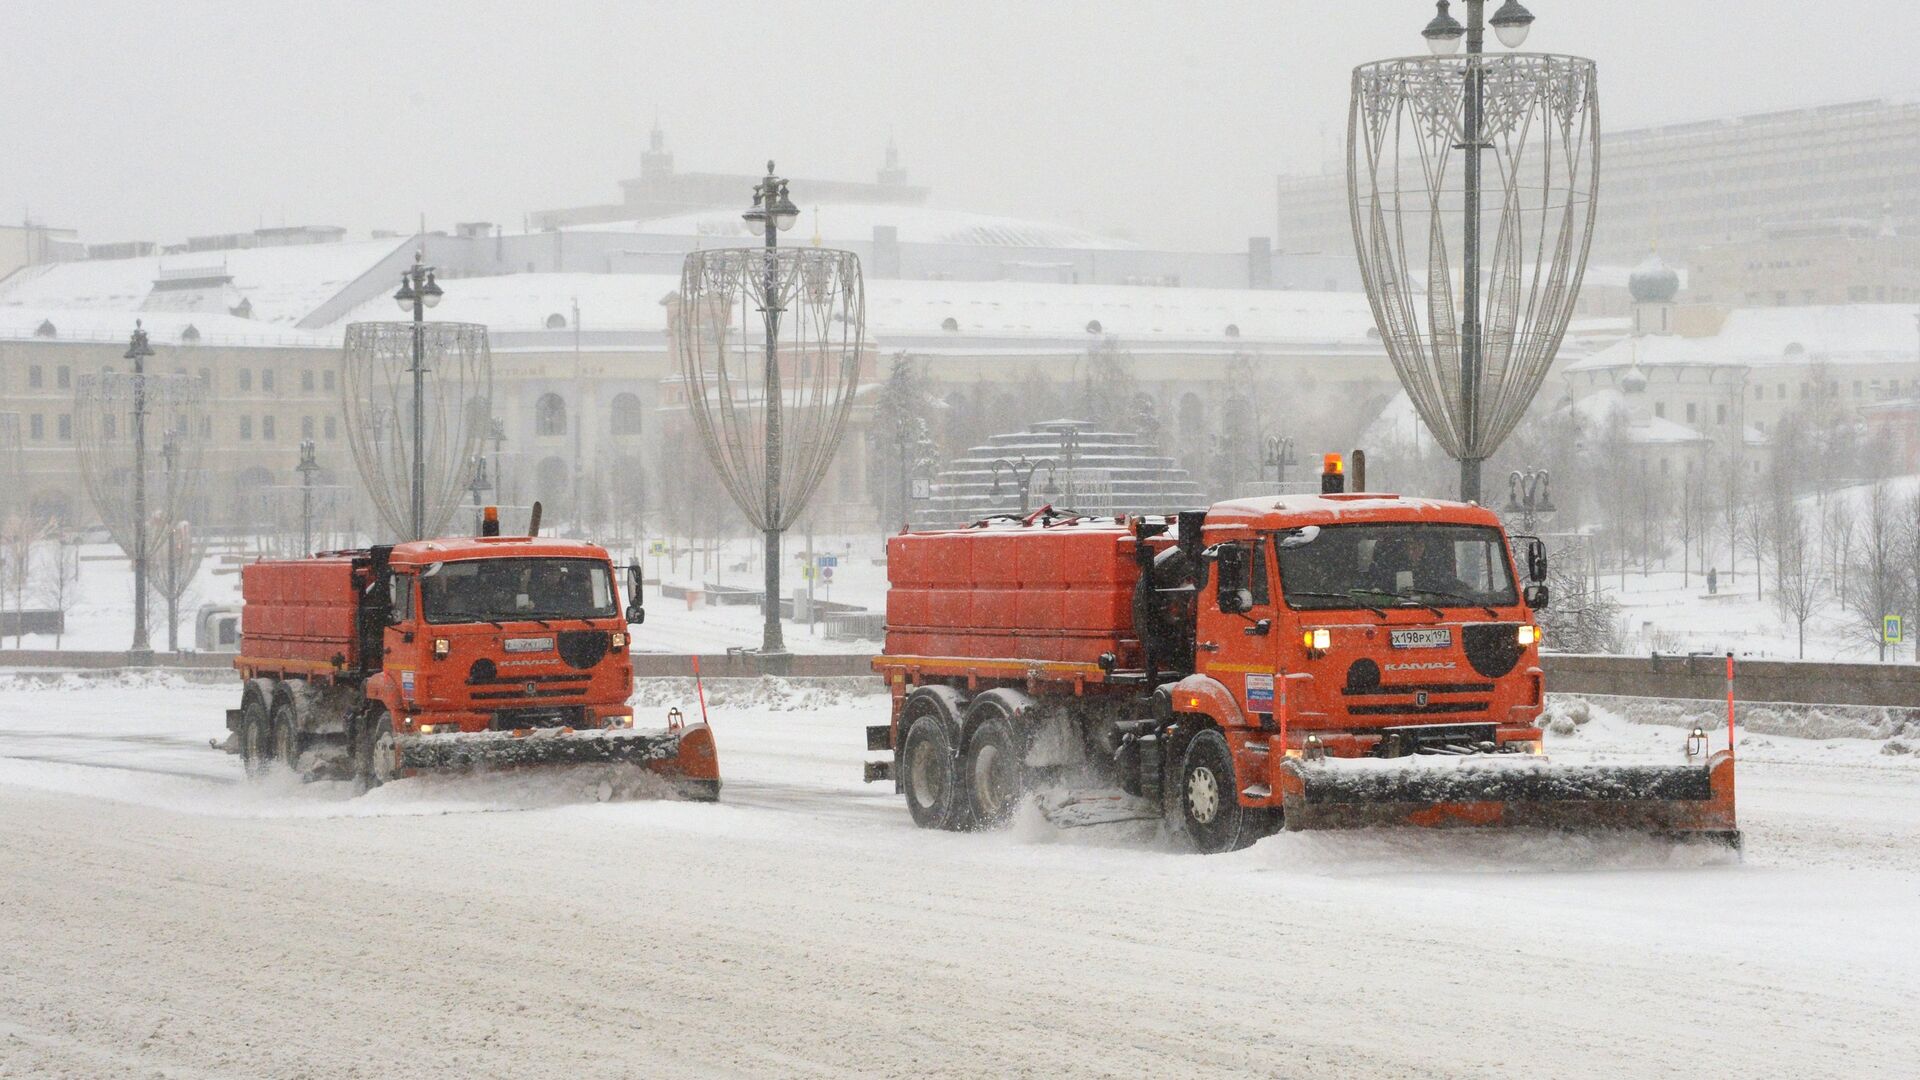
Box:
[960,705,1028,830]
[239,694,272,780]
[901,711,965,831]
[270,700,303,776]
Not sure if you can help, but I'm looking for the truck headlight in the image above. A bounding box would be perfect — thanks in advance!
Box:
[433,637,450,658]
[418,722,460,735]
[1517,624,1540,646]
[604,712,633,729]
[1302,628,1330,652]
[610,631,626,651]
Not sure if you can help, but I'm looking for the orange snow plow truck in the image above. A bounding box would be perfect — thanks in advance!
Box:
[867,460,1737,853]
[223,510,718,798]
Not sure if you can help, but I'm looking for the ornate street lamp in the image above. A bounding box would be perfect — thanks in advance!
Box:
[677,162,865,658]
[296,439,321,555]
[1263,434,1298,488]
[989,454,1059,516]
[125,323,154,658]
[391,251,443,539]
[467,454,491,532]
[1503,467,1555,534]
[1351,1,1594,503]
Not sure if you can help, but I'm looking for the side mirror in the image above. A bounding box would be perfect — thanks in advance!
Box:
[1213,545,1253,614]
[1525,538,1548,583]
[1524,583,1550,610]
[625,561,645,625]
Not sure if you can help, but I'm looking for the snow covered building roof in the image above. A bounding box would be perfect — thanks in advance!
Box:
[0,306,328,348]
[1566,304,1920,373]
[566,203,1138,251]
[0,237,415,328]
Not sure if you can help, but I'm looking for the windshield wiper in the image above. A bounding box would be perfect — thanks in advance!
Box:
[1413,589,1500,619]
[1394,598,1448,620]
[1286,591,1388,619]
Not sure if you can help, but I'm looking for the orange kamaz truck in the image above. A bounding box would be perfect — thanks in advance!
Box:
[225,510,718,797]
[867,458,1736,852]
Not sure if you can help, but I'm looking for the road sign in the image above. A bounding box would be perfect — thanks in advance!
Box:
[820,555,838,569]
[1886,615,1905,644]
[803,565,814,581]
[910,477,932,500]
[821,566,834,582]
[648,540,667,555]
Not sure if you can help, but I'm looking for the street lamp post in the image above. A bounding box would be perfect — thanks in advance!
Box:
[1263,434,1298,488]
[391,251,444,540]
[487,417,508,507]
[125,322,154,660]
[742,161,801,654]
[1503,467,1555,535]
[296,439,320,555]
[1422,0,1536,503]
[160,432,180,653]
[467,454,491,533]
[989,455,1059,516]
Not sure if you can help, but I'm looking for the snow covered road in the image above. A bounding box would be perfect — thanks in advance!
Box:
[1,674,1917,1078]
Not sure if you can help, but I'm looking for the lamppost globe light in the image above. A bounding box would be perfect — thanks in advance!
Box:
[393,275,416,311]
[772,182,800,231]
[1423,0,1465,54]
[420,271,444,308]
[1490,0,1535,48]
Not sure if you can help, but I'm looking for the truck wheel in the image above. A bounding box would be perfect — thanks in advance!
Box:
[239,694,272,781]
[270,699,303,777]
[900,712,965,831]
[1177,729,1258,854]
[962,712,1027,829]
[354,709,394,792]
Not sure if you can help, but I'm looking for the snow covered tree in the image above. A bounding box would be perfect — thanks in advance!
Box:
[0,514,48,646]
[1841,480,1908,661]
[37,527,81,651]
[1767,480,1821,659]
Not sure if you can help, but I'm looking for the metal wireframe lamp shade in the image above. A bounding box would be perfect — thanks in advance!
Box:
[73,372,209,560]
[675,247,865,534]
[341,321,493,541]
[1348,51,1599,472]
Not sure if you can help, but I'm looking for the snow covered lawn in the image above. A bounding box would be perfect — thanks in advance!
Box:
[1,673,1916,1077]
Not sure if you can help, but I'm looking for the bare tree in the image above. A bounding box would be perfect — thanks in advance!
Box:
[1767,477,1821,659]
[1841,480,1907,661]
[1678,467,1716,588]
[38,526,81,651]
[0,514,49,646]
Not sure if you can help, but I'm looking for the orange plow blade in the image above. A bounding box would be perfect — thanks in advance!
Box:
[1273,749,1738,847]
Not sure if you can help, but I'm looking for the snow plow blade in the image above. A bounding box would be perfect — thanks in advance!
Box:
[395,724,721,799]
[1273,749,1738,845]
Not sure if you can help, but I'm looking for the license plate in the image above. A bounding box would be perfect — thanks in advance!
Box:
[1389,628,1452,649]
[504,637,554,653]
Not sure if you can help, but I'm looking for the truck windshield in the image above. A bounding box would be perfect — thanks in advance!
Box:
[1275,523,1516,611]
[420,557,616,624]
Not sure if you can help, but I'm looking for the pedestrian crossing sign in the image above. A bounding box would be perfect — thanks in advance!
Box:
[1886,615,1905,644]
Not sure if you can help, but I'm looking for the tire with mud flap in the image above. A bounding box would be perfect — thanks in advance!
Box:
[900,701,967,831]
[239,692,272,781]
[961,700,1028,829]
[269,697,303,777]
[353,707,394,792]
[1176,728,1262,854]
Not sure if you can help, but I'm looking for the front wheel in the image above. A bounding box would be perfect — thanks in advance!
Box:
[1176,729,1261,854]
[353,708,395,793]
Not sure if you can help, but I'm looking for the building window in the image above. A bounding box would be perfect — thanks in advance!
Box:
[1685,403,1696,422]
[262,415,276,440]
[29,414,43,439]
[104,415,115,440]
[239,369,252,392]
[56,366,70,390]
[610,392,643,436]
[1854,380,1864,397]
[240,416,252,440]
[1654,402,1666,419]
[301,370,314,392]
[322,369,335,392]
[324,416,337,439]
[535,393,567,437]
[28,366,42,389]
[262,369,276,392]
[199,368,211,387]
[1716,404,1727,424]
[200,417,212,439]
[301,416,315,439]
[57,414,70,440]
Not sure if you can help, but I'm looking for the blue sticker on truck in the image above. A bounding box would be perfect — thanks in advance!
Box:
[1246,672,1274,713]
[401,670,415,695]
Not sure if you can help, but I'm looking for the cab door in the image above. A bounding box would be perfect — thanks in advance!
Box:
[1198,537,1280,728]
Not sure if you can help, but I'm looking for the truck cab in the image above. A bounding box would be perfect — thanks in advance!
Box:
[367,536,643,736]
[1182,493,1548,760]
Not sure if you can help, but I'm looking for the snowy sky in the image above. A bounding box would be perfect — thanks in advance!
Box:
[4,1,1916,251]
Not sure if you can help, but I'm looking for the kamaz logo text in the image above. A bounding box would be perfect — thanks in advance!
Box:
[1385,661,1455,671]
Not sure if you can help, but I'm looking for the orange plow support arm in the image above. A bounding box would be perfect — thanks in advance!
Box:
[1272,749,1738,846]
